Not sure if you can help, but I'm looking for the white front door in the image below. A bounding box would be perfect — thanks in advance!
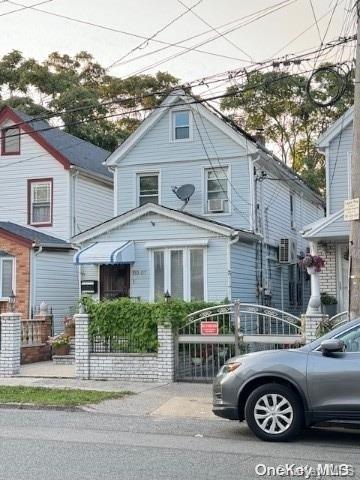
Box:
[337,243,349,312]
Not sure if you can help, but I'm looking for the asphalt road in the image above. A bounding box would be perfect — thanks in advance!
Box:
[0,408,359,480]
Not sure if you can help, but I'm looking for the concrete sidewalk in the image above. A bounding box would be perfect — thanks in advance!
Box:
[0,376,216,420]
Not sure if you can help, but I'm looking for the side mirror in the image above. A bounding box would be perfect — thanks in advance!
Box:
[320,339,345,355]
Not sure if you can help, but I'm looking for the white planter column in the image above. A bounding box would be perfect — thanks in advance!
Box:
[306,241,322,315]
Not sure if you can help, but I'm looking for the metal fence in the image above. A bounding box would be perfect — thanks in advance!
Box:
[91,334,156,354]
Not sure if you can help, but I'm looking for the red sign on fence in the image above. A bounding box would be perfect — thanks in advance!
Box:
[200,321,219,336]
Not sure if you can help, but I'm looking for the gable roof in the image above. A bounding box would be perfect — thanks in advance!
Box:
[72,202,259,243]
[317,107,353,150]
[0,222,71,248]
[0,106,112,179]
[104,90,323,204]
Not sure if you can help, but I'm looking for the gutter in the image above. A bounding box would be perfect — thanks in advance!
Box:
[69,165,113,186]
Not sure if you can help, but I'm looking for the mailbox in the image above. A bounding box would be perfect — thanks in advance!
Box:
[81,280,98,294]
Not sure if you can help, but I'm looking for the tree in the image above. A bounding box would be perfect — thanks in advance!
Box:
[220,68,354,192]
[0,50,179,151]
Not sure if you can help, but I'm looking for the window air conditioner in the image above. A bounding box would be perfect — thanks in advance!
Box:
[279,238,297,264]
[208,198,225,213]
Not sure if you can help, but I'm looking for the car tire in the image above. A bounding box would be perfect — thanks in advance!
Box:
[244,383,303,442]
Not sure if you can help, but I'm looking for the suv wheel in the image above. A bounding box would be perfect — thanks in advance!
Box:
[244,383,303,442]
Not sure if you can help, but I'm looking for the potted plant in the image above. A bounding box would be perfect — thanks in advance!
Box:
[321,292,338,317]
[299,254,325,274]
[64,316,75,337]
[48,334,70,356]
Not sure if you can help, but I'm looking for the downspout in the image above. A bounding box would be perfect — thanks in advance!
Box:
[32,245,43,314]
[227,233,240,301]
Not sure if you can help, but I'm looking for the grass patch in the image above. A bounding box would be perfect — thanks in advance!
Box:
[0,386,133,407]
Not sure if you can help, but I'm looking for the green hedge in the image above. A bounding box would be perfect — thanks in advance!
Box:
[81,297,218,352]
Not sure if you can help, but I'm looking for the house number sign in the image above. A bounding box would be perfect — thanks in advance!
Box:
[200,321,219,336]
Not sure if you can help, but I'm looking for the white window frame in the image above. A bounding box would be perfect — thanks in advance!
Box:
[136,171,160,207]
[149,247,207,302]
[202,165,231,216]
[29,180,52,226]
[170,109,193,143]
[0,257,15,300]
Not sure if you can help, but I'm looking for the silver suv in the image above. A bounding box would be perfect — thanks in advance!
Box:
[213,319,360,442]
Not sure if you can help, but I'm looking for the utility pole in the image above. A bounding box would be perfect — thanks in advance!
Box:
[349,1,360,318]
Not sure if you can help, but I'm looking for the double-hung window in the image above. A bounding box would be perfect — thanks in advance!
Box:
[2,126,20,155]
[0,257,15,298]
[28,179,53,226]
[172,110,191,141]
[205,167,229,213]
[152,248,205,301]
[138,173,159,206]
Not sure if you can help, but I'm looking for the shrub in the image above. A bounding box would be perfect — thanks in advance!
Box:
[81,297,218,352]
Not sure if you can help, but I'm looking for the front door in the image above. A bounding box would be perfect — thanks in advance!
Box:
[337,243,349,312]
[307,323,360,420]
[100,264,130,300]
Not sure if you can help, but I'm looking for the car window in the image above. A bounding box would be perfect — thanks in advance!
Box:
[337,325,360,352]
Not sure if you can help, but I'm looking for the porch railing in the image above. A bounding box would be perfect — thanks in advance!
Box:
[21,319,51,346]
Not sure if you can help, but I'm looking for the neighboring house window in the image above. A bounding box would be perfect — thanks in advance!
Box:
[205,167,229,213]
[172,110,191,141]
[290,193,296,230]
[152,248,205,301]
[138,173,159,206]
[0,257,15,298]
[2,126,20,155]
[289,264,303,307]
[28,179,53,226]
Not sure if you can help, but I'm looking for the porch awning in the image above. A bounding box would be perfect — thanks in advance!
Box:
[74,241,135,265]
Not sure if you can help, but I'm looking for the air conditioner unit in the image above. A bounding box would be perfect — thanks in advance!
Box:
[208,198,225,213]
[279,238,297,264]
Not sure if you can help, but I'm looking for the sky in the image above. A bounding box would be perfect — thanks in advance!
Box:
[0,0,356,89]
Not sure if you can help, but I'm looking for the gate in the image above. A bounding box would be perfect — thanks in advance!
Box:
[175,302,303,382]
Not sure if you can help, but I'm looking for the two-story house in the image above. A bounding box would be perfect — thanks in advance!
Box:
[73,90,324,315]
[302,107,353,313]
[0,106,113,331]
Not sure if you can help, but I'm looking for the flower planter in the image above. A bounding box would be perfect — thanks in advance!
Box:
[307,266,317,275]
[52,344,70,356]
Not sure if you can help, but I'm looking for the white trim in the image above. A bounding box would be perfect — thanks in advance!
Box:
[135,170,161,207]
[72,203,240,243]
[145,239,209,249]
[302,209,347,239]
[347,151,352,199]
[317,107,353,149]
[337,243,349,312]
[202,164,232,215]
[113,168,118,217]
[324,147,330,214]
[30,179,52,226]
[169,108,193,143]
[0,256,16,297]
[248,157,255,230]
[149,246,208,302]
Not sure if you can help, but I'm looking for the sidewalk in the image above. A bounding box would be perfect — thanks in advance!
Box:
[0,376,216,420]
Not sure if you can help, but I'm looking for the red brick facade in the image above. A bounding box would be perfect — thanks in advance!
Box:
[0,230,31,319]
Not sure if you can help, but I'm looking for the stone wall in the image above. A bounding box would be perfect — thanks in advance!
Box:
[317,242,337,297]
[75,314,175,382]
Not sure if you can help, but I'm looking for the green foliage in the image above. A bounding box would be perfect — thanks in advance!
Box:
[320,292,338,305]
[0,50,179,151]
[221,67,354,192]
[81,297,217,352]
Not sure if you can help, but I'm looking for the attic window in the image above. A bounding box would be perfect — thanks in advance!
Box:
[172,110,191,141]
[2,126,20,155]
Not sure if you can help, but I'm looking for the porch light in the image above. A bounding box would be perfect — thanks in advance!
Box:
[164,290,171,303]
[8,291,16,313]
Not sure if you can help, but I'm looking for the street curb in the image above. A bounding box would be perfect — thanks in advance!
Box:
[0,403,82,412]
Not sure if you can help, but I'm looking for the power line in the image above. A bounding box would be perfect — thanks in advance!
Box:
[309,0,323,43]
[107,0,204,70]
[0,0,54,17]
[176,0,252,61]
[5,0,249,64]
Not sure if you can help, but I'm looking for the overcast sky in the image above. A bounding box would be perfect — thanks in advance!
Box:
[0,0,355,87]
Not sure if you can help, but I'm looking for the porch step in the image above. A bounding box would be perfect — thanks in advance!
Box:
[52,354,75,365]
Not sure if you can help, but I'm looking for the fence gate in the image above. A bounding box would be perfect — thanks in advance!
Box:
[175,302,303,382]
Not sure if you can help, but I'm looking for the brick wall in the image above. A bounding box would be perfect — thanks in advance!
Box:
[0,313,21,376]
[75,314,175,382]
[317,242,337,297]
[0,232,31,319]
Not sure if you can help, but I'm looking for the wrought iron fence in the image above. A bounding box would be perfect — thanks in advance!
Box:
[91,335,156,354]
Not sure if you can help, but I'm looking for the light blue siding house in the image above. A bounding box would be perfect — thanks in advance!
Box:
[73,90,324,315]
[303,107,353,313]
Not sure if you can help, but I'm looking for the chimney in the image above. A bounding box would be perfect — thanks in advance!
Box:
[254,128,266,147]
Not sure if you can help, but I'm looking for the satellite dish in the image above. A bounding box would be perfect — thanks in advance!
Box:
[172,184,195,210]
